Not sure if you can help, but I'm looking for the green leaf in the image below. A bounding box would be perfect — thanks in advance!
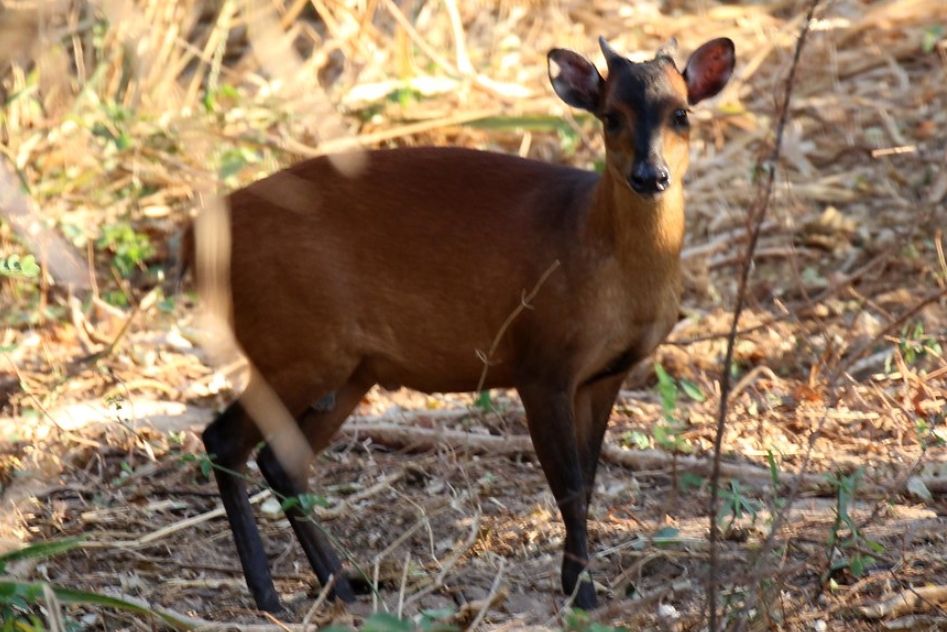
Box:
[766,450,780,489]
[653,363,678,418]
[0,537,85,572]
[466,114,585,133]
[678,472,704,491]
[622,430,650,450]
[849,553,866,577]
[0,255,40,279]
[198,455,213,478]
[922,25,944,54]
[0,580,195,630]
[298,493,330,513]
[97,222,154,277]
[362,612,413,632]
[652,526,681,548]
[18,255,39,277]
[679,378,705,402]
[474,390,493,412]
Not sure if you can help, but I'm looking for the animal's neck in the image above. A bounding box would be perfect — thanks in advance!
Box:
[587,171,686,267]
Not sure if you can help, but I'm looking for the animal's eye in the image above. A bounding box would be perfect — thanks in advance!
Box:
[672,108,689,128]
[603,112,622,133]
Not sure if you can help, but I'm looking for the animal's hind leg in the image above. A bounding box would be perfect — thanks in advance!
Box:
[202,399,283,613]
[256,376,373,602]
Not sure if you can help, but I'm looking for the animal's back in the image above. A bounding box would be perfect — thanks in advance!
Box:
[222,147,598,392]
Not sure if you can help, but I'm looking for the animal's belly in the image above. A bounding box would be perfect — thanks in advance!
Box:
[364,350,516,394]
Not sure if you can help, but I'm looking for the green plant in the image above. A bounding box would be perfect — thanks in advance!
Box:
[111,460,134,486]
[280,492,330,514]
[0,254,40,279]
[96,222,154,277]
[824,469,885,579]
[563,608,627,632]
[763,449,787,514]
[465,114,589,157]
[651,525,682,549]
[620,429,650,450]
[202,83,240,113]
[90,110,132,152]
[887,321,942,371]
[0,539,82,630]
[922,25,945,53]
[0,579,195,630]
[180,452,214,478]
[321,610,459,632]
[915,413,947,449]
[218,146,262,186]
[717,480,762,531]
[474,390,493,412]
[652,363,694,454]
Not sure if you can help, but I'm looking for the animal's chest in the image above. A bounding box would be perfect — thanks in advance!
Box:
[578,265,681,382]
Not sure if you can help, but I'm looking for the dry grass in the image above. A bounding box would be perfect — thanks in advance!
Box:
[1,0,946,629]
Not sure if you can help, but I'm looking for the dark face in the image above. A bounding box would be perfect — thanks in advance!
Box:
[598,57,690,196]
[548,37,736,199]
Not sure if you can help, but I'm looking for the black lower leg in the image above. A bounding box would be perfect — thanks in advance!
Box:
[561,501,595,609]
[203,403,283,613]
[257,444,356,603]
[519,384,597,609]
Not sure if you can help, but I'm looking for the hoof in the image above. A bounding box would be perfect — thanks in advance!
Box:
[257,594,286,615]
[344,571,375,596]
[571,580,598,611]
[331,574,357,603]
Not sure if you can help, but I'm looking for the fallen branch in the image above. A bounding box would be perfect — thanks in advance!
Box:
[858,585,947,620]
[83,490,271,549]
[338,422,947,496]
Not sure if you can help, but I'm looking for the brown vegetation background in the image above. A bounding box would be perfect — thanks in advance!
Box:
[0,0,946,629]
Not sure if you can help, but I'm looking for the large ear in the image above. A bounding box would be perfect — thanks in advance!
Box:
[548,48,603,112]
[683,38,735,105]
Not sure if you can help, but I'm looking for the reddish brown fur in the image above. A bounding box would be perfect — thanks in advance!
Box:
[223,146,682,410]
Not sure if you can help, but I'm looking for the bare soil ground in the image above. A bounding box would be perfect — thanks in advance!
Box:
[1,0,946,629]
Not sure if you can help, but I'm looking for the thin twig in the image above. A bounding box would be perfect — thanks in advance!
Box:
[301,573,336,632]
[396,550,411,620]
[467,558,506,630]
[475,260,561,393]
[403,511,481,608]
[706,2,820,629]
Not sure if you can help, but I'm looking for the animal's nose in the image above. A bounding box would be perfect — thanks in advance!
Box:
[630,163,670,194]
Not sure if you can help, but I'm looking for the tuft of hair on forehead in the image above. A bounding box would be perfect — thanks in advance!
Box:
[655,37,679,66]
